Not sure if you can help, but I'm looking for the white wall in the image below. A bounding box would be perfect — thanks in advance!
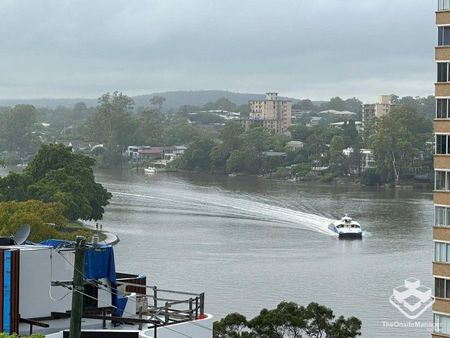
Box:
[20,247,73,318]
[140,315,213,338]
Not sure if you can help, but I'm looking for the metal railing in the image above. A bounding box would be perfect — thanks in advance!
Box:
[116,279,205,324]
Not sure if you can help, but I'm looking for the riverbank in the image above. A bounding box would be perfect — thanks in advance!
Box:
[159,168,433,191]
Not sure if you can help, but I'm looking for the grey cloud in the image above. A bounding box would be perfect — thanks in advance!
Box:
[0,0,436,101]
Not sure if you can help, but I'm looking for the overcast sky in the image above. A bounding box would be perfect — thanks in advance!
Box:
[0,0,435,102]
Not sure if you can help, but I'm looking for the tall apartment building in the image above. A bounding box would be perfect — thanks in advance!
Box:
[433,1,450,336]
[361,95,394,129]
[242,92,292,134]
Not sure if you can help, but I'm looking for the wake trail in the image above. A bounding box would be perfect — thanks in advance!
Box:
[111,190,337,236]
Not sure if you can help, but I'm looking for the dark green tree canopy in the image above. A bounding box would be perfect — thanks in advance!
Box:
[0,104,38,155]
[0,144,112,221]
[369,106,432,184]
[213,301,361,338]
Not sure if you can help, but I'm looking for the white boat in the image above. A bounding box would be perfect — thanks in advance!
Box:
[144,166,157,174]
[328,214,362,239]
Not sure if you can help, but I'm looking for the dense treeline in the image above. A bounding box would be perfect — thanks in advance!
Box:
[0,91,435,184]
[294,95,435,121]
[213,301,361,338]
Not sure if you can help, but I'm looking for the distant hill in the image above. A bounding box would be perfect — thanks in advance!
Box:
[0,90,296,111]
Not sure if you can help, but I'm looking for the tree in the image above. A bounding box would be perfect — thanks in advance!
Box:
[327,97,346,111]
[178,137,216,171]
[0,200,65,242]
[209,122,245,171]
[72,102,89,121]
[0,144,112,221]
[150,96,166,111]
[203,98,238,112]
[86,91,136,153]
[298,99,316,111]
[290,124,311,142]
[213,301,361,338]
[344,98,363,114]
[369,106,432,184]
[0,104,38,155]
[329,135,346,176]
[137,108,163,145]
[214,313,251,338]
[162,113,198,145]
[226,127,272,174]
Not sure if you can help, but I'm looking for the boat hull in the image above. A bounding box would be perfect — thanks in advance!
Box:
[338,232,363,239]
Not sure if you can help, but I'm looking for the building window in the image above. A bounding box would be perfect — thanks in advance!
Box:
[439,26,450,45]
[436,170,450,190]
[437,99,450,118]
[439,0,450,10]
[435,314,450,334]
[436,134,450,154]
[435,241,450,262]
[436,278,446,297]
[436,206,450,227]
[438,62,449,82]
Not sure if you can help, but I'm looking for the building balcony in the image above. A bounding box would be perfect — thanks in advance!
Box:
[437,46,450,60]
[436,83,450,97]
[437,10,450,25]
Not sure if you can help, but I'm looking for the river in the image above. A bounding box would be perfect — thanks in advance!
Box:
[90,170,433,338]
[0,167,433,337]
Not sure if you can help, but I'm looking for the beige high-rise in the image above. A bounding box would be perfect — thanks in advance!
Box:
[433,1,450,336]
[243,92,292,134]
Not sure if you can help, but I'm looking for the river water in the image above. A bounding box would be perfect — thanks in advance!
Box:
[0,167,433,337]
[91,170,433,338]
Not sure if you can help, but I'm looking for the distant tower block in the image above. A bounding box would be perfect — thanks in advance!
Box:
[243,92,292,135]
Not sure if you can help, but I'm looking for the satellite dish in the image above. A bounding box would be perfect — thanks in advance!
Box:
[13,224,31,245]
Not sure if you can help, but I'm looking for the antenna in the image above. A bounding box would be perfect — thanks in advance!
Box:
[13,224,31,245]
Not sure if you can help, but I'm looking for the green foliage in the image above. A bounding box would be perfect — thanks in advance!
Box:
[136,108,164,146]
[0,200,92,242]
[85,91,137,159]
[0,144,111,221]
[213,301,361,338]
[369,106,432,184]
[189,112,227,124]
[360,168,381,186]
[329,135,346,176]
[178,137,217,171]
[162,113,198,145]
[0,104,39,155]
[149,95,166,111]
[202,97,238,112]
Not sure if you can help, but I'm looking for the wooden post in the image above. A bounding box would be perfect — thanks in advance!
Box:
[69,236,86,338]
